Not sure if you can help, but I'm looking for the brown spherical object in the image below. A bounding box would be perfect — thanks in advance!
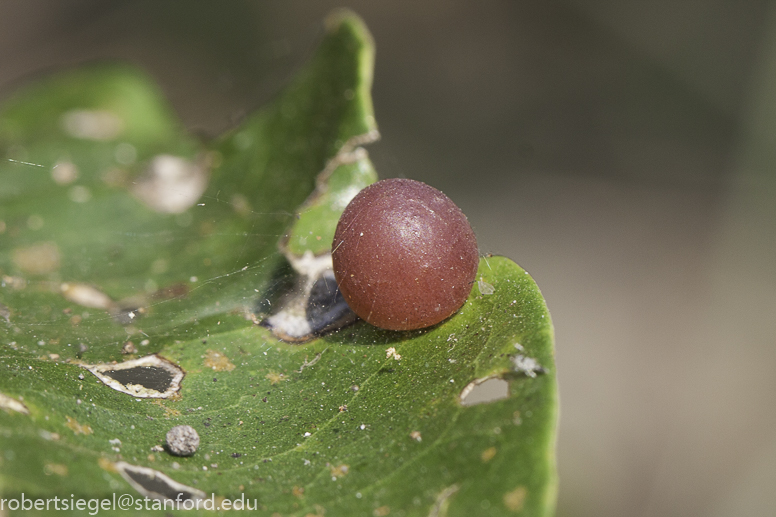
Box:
[332,178,479,331]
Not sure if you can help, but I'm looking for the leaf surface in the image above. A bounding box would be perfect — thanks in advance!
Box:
[0,11,557,517]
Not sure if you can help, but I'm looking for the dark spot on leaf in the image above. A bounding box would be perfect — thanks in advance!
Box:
[151,282,189,300]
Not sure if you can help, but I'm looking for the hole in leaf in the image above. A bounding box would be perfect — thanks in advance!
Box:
[83,354,184,398]
[459,377,509,407]
[115,461,206,502]
[261,252,356,342]
[103,367,174,393]
[305,272,357,333]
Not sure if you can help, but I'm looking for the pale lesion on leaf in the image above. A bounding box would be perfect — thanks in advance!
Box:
[0,392,29,415]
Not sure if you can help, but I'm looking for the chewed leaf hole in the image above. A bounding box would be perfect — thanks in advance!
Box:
[104,367,173,392]
[261,252,357,342]
[82,354,184,398]
[459,377,509,407]
[305,273,357,333]
[115,461,205,502]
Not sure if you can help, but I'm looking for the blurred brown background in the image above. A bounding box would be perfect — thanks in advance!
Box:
[2,1,776,515]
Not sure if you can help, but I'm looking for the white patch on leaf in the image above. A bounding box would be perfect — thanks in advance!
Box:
[0,393,29,415]
[131,155,208,214]
[511,354,544,378]
[61,109,123,141]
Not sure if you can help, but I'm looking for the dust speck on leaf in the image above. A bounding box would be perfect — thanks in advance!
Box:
[477,278,495,295]
[38,430,60,441]
[481,447,497,462]
[428,484,460,517]
[204,349,235,372]
[98,457,117,472]
[60,109,123,140]
[297,350,324,373]
[68,185,91,203]
[150,283,189,300]
[114,142,137,165]
[111,302,146,325]
[265,371,287,385]
[150,400,181,418]
[410,431,422,442]
[328,463,349,479]
[65,415,93,435]
[12,242,60,275]
[44,463,68,476]
[131,155,208,214]
[2,275,26,290]
[373,506,390,516]
[0,302,10,323]
[51,160,78,185]
[386,347,401,360]
[511,354,544,378]
[60,282,115,310]
[503,486,527,512]
[26,214,44,230]
[101,167,128,187]
[121,341,137,354]
[0,393,29,415]
[150,258,169,275]
[166,425,200,457]
[231,193,252,217]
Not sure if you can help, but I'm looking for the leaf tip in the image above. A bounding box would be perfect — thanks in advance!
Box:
[324,8,373,45]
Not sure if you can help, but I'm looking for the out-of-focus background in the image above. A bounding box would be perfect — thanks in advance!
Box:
[2,1,775,515]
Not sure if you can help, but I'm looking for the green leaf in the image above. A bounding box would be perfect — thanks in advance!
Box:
[0,10,557,517]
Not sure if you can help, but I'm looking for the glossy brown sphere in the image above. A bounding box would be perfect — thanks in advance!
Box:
[332,178,479,331]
